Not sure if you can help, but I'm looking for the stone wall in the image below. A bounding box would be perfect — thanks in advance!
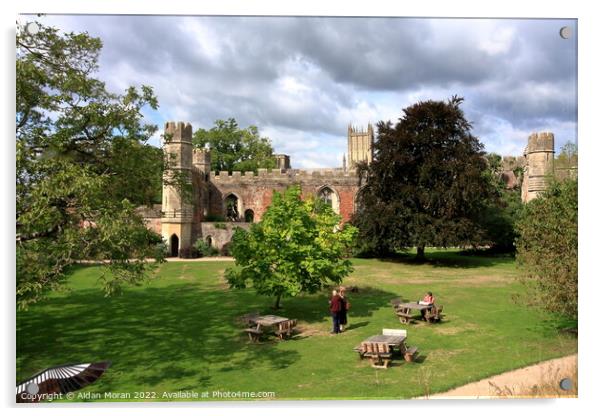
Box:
[198,222,251,254]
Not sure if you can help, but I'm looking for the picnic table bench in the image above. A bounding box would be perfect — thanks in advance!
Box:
[353,332,413,368]
[353,329,419,367]
[392,301,442,324]
[243,315,297,342]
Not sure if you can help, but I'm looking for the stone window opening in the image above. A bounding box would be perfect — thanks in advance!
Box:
[317,186,340,214]
[225,194,240,221]
[206,236,213,247]
[244,209,254,223]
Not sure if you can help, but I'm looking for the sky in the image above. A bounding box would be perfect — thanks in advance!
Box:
[26,15,577,169]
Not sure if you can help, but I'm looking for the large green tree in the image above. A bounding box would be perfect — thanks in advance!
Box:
[192,118,276,173]
[16,22,164,309]
[353,97,496,260]
[515,179,577,321]
[226,186,357,309]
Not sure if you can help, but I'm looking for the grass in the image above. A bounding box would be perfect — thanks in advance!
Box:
[16,249,577,401]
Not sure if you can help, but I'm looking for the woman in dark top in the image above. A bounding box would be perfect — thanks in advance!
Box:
[338,286,349,332]
[329,289,342,334]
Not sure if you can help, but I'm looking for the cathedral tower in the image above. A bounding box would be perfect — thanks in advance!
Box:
[347,124,374,167]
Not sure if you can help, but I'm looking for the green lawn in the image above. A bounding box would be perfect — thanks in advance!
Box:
[16,250,577,401]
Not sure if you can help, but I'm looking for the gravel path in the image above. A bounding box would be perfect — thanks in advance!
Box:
[418,354,577,399]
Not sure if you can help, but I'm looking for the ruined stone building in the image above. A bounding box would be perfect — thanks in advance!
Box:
[138,121,571,257]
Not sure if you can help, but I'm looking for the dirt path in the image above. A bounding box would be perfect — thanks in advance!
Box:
[418,354,577,399]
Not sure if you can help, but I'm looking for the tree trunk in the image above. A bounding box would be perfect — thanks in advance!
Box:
[274,293,282,309]
[416,245,426,261]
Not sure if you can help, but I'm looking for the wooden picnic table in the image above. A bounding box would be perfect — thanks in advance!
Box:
[394,302,434,324]
[365,334,407,352]
[396,302,434,311]
[250,315,289,327]
[355,334,408,368]
[245,315,294,341]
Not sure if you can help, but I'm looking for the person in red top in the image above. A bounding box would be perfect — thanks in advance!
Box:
[329,289,342,334]
[421,291,435,321]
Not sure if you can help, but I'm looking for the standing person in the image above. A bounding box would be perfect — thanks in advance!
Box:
[329,289,342,334]
[338,286,350,332]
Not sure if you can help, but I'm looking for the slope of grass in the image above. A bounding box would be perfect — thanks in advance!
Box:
[16,250,577,401]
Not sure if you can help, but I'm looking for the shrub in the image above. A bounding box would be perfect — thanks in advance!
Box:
[515,179,577,320]
[193,239,219,257]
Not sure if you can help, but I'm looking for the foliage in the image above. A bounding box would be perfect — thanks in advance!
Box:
[474,153,523,253]
[555,141,578,170]
[225,186,357,308]
[477,188,523,252]
[193,239,219,257]
[16,22,164,308]
[352,97,496,259]
[515,179,578,320]
[192,118,277,173]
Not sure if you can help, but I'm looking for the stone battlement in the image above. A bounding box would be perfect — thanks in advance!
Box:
[207,167,358,182]
[164,121,193,143]
[526,132,554,154]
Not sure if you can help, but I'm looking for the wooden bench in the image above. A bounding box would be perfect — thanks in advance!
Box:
[403,346,419,362]
[360,342,393,369]
[274,319,297,340]
[243,327,263,342]
[396,308,414,324]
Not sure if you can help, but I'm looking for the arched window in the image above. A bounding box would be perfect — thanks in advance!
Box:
[170,234,179,257]
[225,194,240,221]
[317,186,340,214]
[244,209,254,223]
[206,236,213,247]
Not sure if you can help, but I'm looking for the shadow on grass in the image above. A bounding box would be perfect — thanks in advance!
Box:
[17,281,398,392]
[374,250,515,269]
[16,286,303,391]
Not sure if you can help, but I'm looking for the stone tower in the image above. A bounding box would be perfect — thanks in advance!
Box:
[161,121,194,256]
[193,146,212,176]
[347,124,374,167]
[274,154,291,170]
[522,132,555,203]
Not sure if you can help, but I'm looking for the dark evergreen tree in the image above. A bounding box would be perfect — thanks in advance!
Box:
[353,97,496,260]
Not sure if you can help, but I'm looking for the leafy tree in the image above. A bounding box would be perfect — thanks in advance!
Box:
[16,22,164,308]
[225,186,357,308]
[555,141,578,170]
[353,97,496,260]
[192,118,276,173]
[515,179,577,320]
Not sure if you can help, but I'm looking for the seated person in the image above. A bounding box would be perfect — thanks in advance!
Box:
[420,291,435,320]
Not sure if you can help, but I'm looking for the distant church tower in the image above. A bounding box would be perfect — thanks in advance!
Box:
[161,121,194,257]
[347,124,374,167]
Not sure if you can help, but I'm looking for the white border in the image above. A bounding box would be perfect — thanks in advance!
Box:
[3,1,600,415]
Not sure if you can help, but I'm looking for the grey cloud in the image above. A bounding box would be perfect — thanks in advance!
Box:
[37,15,577,166]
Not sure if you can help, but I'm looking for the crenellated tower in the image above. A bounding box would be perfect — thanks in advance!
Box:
[521,132,555,202]
[347,123,374,167]
[161,121,194,256]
